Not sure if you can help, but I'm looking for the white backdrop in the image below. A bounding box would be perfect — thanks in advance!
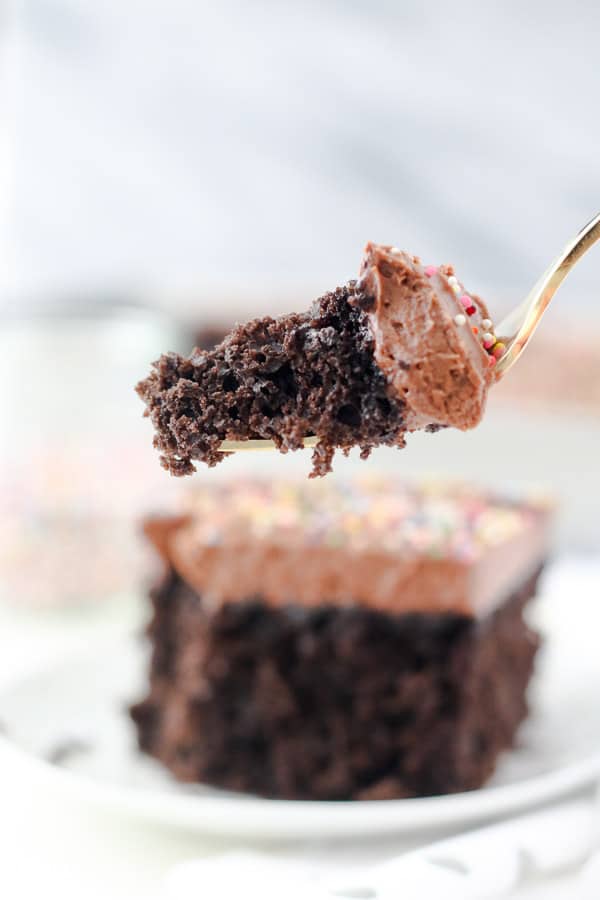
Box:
[5,0,600,313]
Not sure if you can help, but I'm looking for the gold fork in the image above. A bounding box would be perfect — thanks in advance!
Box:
[221,211,600,452]
[495,210,600,376]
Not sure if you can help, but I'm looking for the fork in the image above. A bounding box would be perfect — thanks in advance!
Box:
[495,210,600,376]
[220,210,600,453]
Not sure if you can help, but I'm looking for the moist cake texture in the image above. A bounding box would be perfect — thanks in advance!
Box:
[136,245,499,477]
[131,479,550,800]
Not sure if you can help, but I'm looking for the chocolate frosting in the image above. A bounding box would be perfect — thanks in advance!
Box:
[145,480,551,619]
[358,244,494,431]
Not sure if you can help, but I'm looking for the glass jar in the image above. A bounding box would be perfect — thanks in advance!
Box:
[0,303,186,608]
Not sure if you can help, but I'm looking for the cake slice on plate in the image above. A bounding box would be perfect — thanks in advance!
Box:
[131,477,550,800]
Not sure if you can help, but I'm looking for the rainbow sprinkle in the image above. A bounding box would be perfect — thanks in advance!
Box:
[424,263,504,362]
[181,478,547,562]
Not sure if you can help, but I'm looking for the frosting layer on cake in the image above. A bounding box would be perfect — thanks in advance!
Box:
[145,479,551,618]
[357,244,495,431]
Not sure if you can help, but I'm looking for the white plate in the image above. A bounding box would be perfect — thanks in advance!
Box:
[0,558,599,839]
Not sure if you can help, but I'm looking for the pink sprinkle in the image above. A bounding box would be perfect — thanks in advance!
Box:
[487,355,497,367]
[483,337,495,349]
[459,295,471,309]
[424,265,438,277]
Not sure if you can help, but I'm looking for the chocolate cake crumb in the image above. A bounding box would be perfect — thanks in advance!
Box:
[131,567,541,801]
[136,284,407,477]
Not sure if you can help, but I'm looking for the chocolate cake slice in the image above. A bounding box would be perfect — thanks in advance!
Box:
[136,245,500,477]
[131,478,551,801]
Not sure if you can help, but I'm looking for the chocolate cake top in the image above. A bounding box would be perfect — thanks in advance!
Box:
[145,478,552,617]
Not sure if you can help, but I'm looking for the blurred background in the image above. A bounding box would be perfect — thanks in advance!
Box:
[2,0,598,620]
[0,2,599,895]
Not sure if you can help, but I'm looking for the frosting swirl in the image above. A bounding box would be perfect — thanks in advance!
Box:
[358,244,494,431]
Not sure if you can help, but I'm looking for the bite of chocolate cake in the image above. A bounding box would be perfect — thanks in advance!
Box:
[136,245,501,477]
[131,478,550,801]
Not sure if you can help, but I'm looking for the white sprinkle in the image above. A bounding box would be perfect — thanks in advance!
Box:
[454,314,467,326]
[481,318,493,330]
[447,275,458,285]
[483,331,495,344]
[390,246,400,254]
